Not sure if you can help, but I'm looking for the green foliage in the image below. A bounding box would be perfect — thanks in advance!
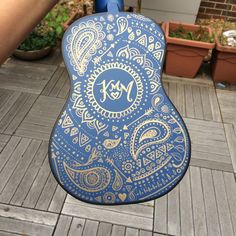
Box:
[169,25,214,43]
[18,4,70,51]
[199,20,236,47]
[44,5,70,38]
[18,24,57,51]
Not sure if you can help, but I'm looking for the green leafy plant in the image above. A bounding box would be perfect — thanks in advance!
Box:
[44,5,70,38]
[169,25,214,43]
[199,19,236,47]
[18,23,57,51]
[18,3,71,51]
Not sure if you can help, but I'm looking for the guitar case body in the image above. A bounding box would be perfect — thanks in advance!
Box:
[49,1,191,205]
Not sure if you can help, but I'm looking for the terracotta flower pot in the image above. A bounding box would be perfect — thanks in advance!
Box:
[211,39,236,85]
[13,47,52,61]
[163,22,215,78]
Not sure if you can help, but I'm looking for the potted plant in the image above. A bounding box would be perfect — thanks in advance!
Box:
[13,22,57,60]
[14,3,71,60]
[162,22,215,78]
[211,22,236,85]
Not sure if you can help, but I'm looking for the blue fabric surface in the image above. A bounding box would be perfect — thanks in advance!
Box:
[49,11,191,205]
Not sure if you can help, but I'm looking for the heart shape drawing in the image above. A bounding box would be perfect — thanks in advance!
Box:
[118,193,127,201]
[111,92,120,100]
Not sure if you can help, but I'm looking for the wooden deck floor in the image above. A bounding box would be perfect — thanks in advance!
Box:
[0,51,236,236]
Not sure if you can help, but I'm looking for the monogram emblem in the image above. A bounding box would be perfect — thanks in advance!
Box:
[98,80,134,103]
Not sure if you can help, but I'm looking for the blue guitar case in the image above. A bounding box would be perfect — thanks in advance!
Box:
[49,1,191,205]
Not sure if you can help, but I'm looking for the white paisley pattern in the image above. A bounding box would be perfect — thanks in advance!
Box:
[66,21,105,76]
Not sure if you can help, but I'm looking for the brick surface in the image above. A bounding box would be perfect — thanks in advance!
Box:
[197,0,236,21]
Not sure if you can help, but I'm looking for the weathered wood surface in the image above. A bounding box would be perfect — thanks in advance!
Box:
[0,53,236,235]
[15,95,65,140]
[0,63,57,94]
[217,89,236,124]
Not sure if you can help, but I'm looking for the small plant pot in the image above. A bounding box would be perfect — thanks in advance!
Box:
[163,22,215,78]
[13,47,52,61]
[211,39,236,85]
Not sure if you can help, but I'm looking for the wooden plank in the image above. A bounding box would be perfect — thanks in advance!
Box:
[191,142,229,156]
[82,220,98,236]
[0,231,19,236]
[66,196,153,219]
[23,155,51,208]
[163,73,213,87]
[163,82,169,95]
[0,136,20,172]
[184,84,195,119]
[223,172,236,234]
[35,173,58,211]
[154,195,167,234]
[10,141,48,206]
[201,168,221,236]
[168,83,177,111]
[0,216,54,236]
[48,185,67,213]
[97,222,112,236]
[0,138,31,193]
[0,134,10,153]
[0,92,30,133]
[212,170,234,236]
[0,203,57,226]
[200,87,213,121]
[4,93,38,135]
[224,124,236,173]
[167,185,180,236]
[217,90,236,124]
[42,67,64,96]
[190,158,233,172]
[68,217,85,236]
[111,225,125,236]
[179,170,194,236]
[0,91,21,122]
[62,202,153,231]
[176,83,185,116]
[139,230,152,236]
[15,96,65,140]
[0,135,10,144]
[54,215,72,236]
[0,140,41,203]
[0,63,57,94]
[125,228,139,236]
[57,71,70,99]
[184,117,223,129]
[190,167,207,236]
[15,127,51,141]
[208,87,221,122]
[192,86,204,120]
[191,150,231,164]
[50,70,68,97]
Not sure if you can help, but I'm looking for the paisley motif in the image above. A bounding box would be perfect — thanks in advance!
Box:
[64,162,111,192]
[116,17,128,35]
[103,137,121,149]
[130,119,171,160]
[66,21,105,76]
